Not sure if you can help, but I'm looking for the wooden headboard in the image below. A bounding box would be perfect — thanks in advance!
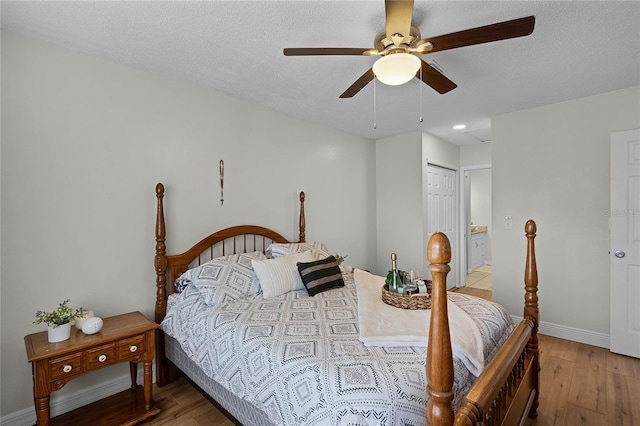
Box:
[153,182,306,385]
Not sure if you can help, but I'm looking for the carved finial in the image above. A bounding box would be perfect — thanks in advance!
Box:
[525,219,537,235]
[428,232,451,264]
[299,191,305,202]
[156,182,165,196]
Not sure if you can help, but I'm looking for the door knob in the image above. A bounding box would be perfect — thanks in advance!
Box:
[614,250,626,258]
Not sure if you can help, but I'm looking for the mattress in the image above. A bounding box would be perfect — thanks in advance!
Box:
[162,272,514,425]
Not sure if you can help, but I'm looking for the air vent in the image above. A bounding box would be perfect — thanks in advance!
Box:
[465,128,492,143]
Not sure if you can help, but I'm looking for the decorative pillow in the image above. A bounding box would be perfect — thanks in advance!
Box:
[297,255,345,296]
[267,241,330,260]
[177,251,265,305]
[251,250,316,298]
[174,278,191,293]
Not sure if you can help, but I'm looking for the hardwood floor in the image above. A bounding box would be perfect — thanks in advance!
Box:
[148,286,640,425]
[148,378,234,426]
[453,285,491,300]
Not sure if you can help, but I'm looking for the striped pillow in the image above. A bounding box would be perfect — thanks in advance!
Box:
[297,255,345,296]
[252,251,316,298]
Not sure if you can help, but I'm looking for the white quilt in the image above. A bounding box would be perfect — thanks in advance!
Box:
[354,269,485,376]
[162,272,514,425]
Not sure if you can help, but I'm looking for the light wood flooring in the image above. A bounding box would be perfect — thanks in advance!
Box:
[147,285,640,425]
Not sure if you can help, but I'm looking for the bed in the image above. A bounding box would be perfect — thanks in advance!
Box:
[154,182,540,425]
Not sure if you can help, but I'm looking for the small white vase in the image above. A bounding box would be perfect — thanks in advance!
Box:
[47,322,71,343]
[74,310,94,329]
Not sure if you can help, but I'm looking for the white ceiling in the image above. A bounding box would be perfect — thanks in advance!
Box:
[2,1,639,146]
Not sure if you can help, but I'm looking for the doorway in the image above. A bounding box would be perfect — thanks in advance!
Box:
[460,165,492,288]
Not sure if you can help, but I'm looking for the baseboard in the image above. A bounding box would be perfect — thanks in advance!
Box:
[511,315,610,349]
[1,369,148,426]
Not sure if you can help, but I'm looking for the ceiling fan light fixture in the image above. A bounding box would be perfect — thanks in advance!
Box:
[373,53,421,86]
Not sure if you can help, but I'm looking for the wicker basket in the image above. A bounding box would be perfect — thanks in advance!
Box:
[381,282,432,310]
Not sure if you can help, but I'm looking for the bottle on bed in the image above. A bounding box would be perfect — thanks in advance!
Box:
[390,253,403,294]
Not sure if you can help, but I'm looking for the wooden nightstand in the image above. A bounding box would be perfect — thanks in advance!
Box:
[24,311,161,425]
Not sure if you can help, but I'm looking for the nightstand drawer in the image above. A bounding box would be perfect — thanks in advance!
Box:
[118,335,145,361]
[86,343,117,371]
[50,352,84,380]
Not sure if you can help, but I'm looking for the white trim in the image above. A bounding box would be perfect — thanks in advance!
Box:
[1,368,150,426]
[511,315,610,349]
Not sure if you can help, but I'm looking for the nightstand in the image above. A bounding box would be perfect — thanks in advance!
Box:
[24,311,161,425]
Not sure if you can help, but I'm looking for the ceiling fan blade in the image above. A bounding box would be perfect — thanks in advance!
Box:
[339,68,375,98]
[419,60,457,94]
[420,16,535,53]
[284,47,372,56]
[385,0,414,45]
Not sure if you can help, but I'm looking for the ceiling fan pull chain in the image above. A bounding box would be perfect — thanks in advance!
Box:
[419,65,424,123]
[373,77,377,130]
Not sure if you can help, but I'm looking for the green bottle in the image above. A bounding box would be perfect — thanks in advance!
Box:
[391,253,403,294]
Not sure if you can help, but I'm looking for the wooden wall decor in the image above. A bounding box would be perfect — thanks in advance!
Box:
[219,160,224,205]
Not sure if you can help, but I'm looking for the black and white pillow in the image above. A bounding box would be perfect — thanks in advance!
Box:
[296,255,345,296]
[174,278,192,293]
[175,251,265,305]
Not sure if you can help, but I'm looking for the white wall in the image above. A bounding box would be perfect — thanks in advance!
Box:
[460,143,491,167]
[374,131,461,281]
[492,86,640,339]
[0,31,377,418]
[375,132,423,276]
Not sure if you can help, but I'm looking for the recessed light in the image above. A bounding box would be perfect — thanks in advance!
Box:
[453,124,467,131]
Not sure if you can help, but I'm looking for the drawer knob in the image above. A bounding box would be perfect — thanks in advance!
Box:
[129,345,138,353]
[98,354,107,362]
[62,365,73,373]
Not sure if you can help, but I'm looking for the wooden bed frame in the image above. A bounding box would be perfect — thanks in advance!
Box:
[154,182,540,426]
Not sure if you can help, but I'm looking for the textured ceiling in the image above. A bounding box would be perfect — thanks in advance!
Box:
[2,1,639,145]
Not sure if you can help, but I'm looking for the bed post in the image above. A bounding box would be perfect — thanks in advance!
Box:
[426,232,454,426]
[154,183,170,386]
[298,191,306,243]
[524,219,540,417]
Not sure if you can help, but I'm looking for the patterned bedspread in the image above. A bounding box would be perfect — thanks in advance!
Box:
[162,272,514,425]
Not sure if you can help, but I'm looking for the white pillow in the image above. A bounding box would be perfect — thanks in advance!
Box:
[251,250,316,298]
[267,241,330,260]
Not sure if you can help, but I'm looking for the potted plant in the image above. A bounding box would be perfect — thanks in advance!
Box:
[33,299,87,343]
[333,253,348,265]
[334,252,353,272]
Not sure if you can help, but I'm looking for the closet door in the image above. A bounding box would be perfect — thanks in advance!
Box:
[426,164,457,287]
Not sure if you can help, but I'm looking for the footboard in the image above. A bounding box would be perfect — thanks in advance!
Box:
[454,321,536,425]
[427,220,539,425]
[453,220,540,426]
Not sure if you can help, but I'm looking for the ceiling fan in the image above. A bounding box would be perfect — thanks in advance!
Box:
[283,0,535,98]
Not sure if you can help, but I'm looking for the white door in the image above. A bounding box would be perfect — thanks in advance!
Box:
[610,129,640,358]
[426,164,457,287]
